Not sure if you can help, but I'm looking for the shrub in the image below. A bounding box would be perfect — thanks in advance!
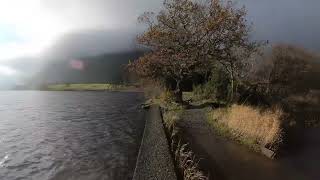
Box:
[193,67,231,102]
[192,82,216,101]
[247,44,313,105]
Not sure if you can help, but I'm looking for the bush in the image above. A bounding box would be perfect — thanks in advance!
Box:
[192,81,216,101]
[193,67,231,102]
[247,44,312,105]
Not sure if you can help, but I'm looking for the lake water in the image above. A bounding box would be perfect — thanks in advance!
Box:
[0,91,145,180]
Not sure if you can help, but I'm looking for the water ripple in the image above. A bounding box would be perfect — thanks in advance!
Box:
[0,91,145,180]
[0,154,9,167]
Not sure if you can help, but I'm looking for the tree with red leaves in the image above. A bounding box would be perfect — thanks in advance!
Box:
[128,0,262,103]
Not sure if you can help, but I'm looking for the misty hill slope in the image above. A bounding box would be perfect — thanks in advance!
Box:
[44,30,139,59]
[33,51,144,85]
[29,30,146,86]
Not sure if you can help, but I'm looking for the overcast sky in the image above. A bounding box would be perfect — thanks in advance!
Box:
[0,0,319,87]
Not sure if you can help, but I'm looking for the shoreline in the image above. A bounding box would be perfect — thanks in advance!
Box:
[43,83,144,92]
[42,89,144,93]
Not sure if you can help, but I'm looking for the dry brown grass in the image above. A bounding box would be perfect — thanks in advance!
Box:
[208,104,284,150]
[170,134,208,180]
[162,108,208,180]
[163,109,184,129]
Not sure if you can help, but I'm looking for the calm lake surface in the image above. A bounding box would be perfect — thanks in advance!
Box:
[0,91,145,180]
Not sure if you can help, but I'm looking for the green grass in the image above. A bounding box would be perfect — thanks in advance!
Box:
[143,89,185,128]
[145,98,184,128]
[183,92,226,107]
[46,83,131,91]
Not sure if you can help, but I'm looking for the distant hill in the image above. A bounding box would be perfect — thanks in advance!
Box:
[4,29,146,90]
[32,30,146,86]
[44,30,139,59]
[28,51,144,88]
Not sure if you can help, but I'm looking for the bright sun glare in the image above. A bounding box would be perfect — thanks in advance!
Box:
[0,0,71,61]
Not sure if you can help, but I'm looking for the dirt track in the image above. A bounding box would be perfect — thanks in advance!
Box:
[177,108,320,180]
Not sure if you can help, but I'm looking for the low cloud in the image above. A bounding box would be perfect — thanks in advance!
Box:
[0,65,18,76]
[1,0,320,88]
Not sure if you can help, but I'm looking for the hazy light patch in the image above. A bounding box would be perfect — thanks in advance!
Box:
[0,65,18,76]
[0,42,44,61]
[0,24,24,44]
[70,59,85,70]
[0,0,72,61]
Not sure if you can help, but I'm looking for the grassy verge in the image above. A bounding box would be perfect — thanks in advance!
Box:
[207,104,284,154]
[45,83,136,91]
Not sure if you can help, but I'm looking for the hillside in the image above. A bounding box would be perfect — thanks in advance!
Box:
[27,51,144,89]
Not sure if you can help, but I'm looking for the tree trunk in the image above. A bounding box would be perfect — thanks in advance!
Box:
[229,72,235,103]
[174,80,183,103]
[174,89,183,103]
